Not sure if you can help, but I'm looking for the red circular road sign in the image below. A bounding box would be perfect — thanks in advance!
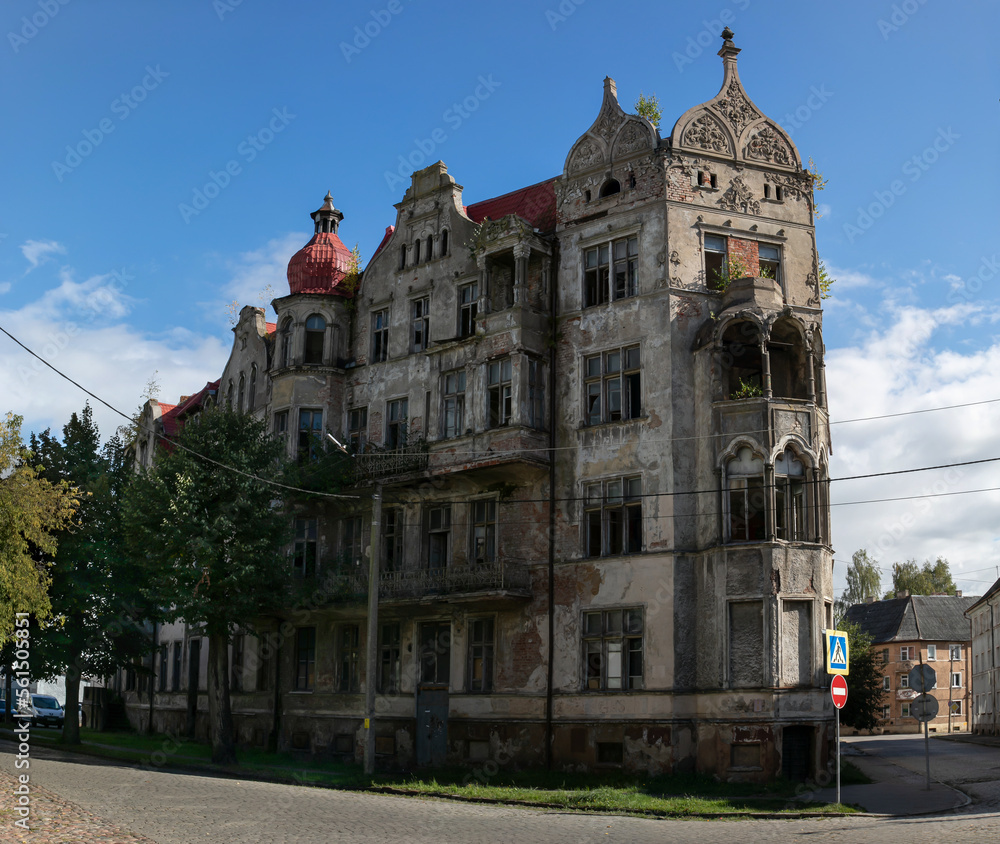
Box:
[831,674,849,709]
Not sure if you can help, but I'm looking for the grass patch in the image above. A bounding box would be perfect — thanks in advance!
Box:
[0,728,860,817]
[840,760,872,785]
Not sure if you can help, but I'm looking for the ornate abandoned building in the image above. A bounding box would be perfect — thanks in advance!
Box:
[123,31,834,780]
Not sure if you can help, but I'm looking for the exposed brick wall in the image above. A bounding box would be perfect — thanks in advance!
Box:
[728,237,760,276]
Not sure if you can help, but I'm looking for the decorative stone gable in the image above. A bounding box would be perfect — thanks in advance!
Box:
[718,175,761,215]
[670,28,800,172]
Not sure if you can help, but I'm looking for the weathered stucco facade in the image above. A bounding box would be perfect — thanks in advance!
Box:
[124,31,835,781]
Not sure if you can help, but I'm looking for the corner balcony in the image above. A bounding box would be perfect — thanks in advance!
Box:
[349,440,429,483]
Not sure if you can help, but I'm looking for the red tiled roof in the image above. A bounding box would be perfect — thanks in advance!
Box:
[465,178,557,232]
[265,322,277,335]
[372,225,394,258]
[287,231,354,296]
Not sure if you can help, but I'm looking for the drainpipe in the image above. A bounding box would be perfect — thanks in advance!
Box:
[545,249,557,770]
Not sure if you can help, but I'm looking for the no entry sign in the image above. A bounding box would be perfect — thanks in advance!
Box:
[831,674,848,709]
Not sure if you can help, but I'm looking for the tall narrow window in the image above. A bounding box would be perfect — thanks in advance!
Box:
[468,618,495,692]
[774,448,806,541]
[379,622,401,693]
[399,244,407,270]
[704,234,727,289]
[343,515,365,565]
[584,244,610,307]
[279,318,293,367]
[471,499,497,563]
[414,239,421,264]
[411,297,430,353]
[237,374,245,413]
[727,447,765,542]
[426,235,433,261]
[443,370,466,437]
[297,409,322,462]
[459,282,478,337]
[488,358,513,428]
[372,309,389,363]
[426,505,451,568]
[583,608,643,691]
[612,236,638,299]
[758,244,781,281]
[293,517,318,577]
[304,314,325,364]
[248,365,257,411]
[274,410,289,453]
[584,477,642,556]
[386,397,408,449]
[348,407,368,453]
[420,622,451,686]
[227,380,234,408]
[294,627,315,691]
[382,509,403,572]
[528,359,545,429]
[441,229,449,256]
[158,644,168,692]
[338,625,360,692]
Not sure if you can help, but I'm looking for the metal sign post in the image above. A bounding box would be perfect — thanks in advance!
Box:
[825,631,850,807]
[908,663,938,791]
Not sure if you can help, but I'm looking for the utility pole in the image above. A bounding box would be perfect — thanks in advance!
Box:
[363,480,382,776]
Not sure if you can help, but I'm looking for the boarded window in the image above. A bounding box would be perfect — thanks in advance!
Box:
[781,600,812,687]
[729,601,764,687]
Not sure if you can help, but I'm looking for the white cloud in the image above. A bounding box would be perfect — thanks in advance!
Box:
[206,232,307,325]
[827,300,1000,599]
[20,239,66,273]
[0,271,228,443]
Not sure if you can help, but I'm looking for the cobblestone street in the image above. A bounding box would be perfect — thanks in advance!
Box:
[3,743,1000,843]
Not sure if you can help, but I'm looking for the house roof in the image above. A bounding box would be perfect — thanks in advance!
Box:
[966,576,1000,615]
[372,225,394,258]
[845,595,978,643]
[465,177,557,233]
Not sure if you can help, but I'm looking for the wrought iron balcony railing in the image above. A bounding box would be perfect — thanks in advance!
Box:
[350,440,429,481]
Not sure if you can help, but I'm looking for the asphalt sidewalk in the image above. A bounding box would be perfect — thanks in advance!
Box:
[801,742,970,816]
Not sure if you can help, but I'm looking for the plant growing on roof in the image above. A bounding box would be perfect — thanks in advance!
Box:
[634,91,662,129]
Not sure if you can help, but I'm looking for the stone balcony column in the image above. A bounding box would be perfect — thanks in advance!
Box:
[513,243,531,304]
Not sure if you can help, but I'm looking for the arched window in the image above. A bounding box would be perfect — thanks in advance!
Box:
[721,321,763,399]
[768,318,809,400]
[399,244,407,270]
[248,365,257,411]
[774,448,806,541]
[414,239,421,264]
[304,314,325,364]
[600,178,621,198]
[279,318,293,367]
[426,235,433,260]
[237,374,245,413]
[726,446,765,542]
[441,229,449,256]
[226,380,234,409]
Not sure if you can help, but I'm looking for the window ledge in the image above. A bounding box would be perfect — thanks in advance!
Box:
[578,416,648,432]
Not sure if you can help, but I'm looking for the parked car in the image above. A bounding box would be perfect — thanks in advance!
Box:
[19,694,65,728]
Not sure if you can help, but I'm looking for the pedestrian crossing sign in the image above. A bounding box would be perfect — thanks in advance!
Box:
[825,629,849,675]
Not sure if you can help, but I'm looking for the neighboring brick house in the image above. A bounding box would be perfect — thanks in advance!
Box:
[119,30,836,781]
[966,576,1000,736]
[845,595,976,734]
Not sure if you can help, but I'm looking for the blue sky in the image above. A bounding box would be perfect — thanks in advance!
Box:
[2,0,999,598]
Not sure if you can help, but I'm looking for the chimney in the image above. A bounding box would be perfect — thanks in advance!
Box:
[956,590,962,598]
[896,590,910,599]
[866,596,877,604]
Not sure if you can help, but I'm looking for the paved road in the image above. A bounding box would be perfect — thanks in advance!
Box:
[4,742,1000,844]
[845,733,1000,806]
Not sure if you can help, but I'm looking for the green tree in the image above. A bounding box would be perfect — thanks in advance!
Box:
[835,549,882,622]
[634,91,662,129]
[28,405,151,744]
[0,413,78,644]
[123,404,292,763]
[884,557,957,598]
[838,620,885,733]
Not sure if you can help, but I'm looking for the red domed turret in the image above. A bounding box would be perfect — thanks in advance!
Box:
[286,192,355,296]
